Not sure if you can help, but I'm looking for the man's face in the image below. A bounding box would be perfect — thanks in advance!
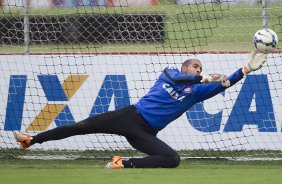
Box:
[181,60,202,75]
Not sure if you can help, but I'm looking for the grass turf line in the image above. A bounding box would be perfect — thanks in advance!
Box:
[0,159,282,184]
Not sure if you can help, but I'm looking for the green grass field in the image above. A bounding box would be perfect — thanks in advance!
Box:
[1,159,282,184]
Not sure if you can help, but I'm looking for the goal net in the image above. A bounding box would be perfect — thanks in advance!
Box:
[0,0,282,160]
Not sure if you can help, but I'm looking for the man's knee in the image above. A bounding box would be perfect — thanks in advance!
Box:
[166,154,180,168]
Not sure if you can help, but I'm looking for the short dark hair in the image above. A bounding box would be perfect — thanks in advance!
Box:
[181,59,200,68]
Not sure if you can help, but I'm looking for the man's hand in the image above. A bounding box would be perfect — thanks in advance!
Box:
[201,74,231,87]
[242,50,268,77]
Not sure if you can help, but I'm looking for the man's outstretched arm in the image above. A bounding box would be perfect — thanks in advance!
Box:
[195,51,268,102]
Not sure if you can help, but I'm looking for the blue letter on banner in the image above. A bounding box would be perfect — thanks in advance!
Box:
[4,75,27,131]
[224,75,276,132]
[90,75,130,116]
[54,105,75,127]
[186,92,225,132]
[38,75,68,101]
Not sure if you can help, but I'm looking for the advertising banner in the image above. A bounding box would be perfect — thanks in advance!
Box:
[0,53,281,151]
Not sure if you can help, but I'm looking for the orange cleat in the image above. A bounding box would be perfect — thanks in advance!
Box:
[13,132,31,149]
[105,156,124,169]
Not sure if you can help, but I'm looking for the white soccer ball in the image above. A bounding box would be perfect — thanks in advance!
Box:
[254,29,278,53]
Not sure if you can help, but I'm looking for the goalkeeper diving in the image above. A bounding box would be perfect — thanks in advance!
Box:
[14,51,267,168]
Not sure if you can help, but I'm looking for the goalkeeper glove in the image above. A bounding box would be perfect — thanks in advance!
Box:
[201,74,231,88]
[242,50,268,77]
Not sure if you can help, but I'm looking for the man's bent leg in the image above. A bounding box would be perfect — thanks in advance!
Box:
[124,135,180,168]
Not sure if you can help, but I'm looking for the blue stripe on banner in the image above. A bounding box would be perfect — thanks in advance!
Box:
[54,105,75,127]
[4,75,27,131]
[38,75,68,101]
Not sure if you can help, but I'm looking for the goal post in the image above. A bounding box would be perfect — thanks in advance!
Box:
[0,0,282,160]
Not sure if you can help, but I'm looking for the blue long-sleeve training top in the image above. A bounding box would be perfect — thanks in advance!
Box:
[134,67,244,132]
